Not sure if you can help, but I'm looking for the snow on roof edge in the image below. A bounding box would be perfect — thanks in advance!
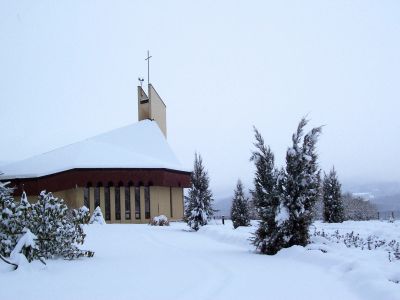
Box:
[0,120,191,180]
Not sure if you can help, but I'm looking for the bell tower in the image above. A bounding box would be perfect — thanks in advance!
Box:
[137,51,167,137]
[137,84,167,138]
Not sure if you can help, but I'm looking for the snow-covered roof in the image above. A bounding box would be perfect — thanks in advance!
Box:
[0,120,189,180]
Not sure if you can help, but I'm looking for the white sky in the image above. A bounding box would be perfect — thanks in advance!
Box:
[1,0,399,197]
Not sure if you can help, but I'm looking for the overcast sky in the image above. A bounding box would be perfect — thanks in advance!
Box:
[1,0,399,197]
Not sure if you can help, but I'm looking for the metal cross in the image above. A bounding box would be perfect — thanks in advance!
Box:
[145,50,152,85]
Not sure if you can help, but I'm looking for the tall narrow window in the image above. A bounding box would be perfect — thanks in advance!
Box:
[135,187,141,219]
[115,184,121,221]
[84,182,92,210]
[125,183,132,220]
[170,187,173,218]
[94,183,102,209]
[84,187,89,209]
[144,186,150,219]
[105,185,111,221]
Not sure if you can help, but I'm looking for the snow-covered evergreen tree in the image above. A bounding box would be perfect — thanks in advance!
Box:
[322,167,344,223]
[230,180,250,229]
[0,181,21,257]
[250,128,284,254]
[250,119,322,254]
[280,118,322,247]
[1,183,93,267]
[10,228,40,264]
[184,153,214,231]
[74,206,90,225]
[32,191,93,259]
[16,192,32,229]
[89,206,106,225]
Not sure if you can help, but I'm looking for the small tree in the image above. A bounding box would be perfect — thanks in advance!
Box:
[230,180,250,229]
[184,153,214,231]
[322,167,344,223]
[89,206,106,225]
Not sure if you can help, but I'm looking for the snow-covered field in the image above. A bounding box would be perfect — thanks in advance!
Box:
[1,220,399,300]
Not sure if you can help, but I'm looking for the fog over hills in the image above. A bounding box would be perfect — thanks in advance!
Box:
[214,180,400,217]
[343,181,400,212]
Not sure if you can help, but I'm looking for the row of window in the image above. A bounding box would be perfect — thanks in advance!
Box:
[83,185,151,221]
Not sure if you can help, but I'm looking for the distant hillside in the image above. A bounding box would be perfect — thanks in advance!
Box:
[343,181,400,198]
[214,181,400,217]
[343,181,400,213]
[213,197,232,217]
[371,194,400,211]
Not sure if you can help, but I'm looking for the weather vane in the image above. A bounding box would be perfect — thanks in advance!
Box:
[138,77,144,88]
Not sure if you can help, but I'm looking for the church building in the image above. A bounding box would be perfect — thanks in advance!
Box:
[0,83,191,223]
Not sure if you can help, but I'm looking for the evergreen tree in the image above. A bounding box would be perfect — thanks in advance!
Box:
[0,181,21,257]
[280,118,322,247]
[250,128,284,254]
[230,180,250,229]
[16,192,32,229]
[10,228,41,264]
[31,191,93,259]
[1,183,93,267]
[322,167,344,223]
[74,206,90,225]
[184,153,214,231]
[89,206,106,225]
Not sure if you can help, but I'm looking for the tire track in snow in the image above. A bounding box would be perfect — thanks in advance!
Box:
[145,228,235,300]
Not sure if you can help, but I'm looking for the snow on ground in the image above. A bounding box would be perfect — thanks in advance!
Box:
[0,220,399,300]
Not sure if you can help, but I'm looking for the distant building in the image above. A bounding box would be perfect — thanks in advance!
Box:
[0,84,191,223]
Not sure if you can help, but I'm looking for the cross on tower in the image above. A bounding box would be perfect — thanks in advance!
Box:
[145,50,152,85]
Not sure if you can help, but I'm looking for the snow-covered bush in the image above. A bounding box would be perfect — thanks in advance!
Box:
[10,228,41,264]
[311,228,400,262]
[0,184,94,269]
[32,191,93,259]
[74,206,90,224]
[184,153,214,231]
[149,215,170,226]
[231,180,250,229]
[89,206,106,225]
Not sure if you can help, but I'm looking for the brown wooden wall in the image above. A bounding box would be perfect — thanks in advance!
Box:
[8,168,191,195]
